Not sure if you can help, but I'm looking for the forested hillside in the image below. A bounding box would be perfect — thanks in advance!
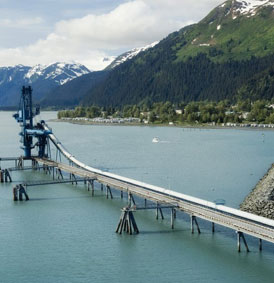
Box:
[44,0,274,108]
[41,71,108,108]
[79,0,274,107]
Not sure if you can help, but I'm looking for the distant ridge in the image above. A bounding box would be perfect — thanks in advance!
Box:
[0,62,90,107]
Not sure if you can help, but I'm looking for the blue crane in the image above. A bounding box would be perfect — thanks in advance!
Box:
[13,86,52,158]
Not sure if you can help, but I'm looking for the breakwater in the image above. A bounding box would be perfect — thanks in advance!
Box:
[240,164,274,219]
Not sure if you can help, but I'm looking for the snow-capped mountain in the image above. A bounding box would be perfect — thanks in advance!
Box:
[0,62,90,107]
[220,0,274,19]
[24,62,90,85]
[105,42,159,69]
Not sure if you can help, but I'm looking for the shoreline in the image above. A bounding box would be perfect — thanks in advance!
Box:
[240,164,274,219]
[50,118,274,132]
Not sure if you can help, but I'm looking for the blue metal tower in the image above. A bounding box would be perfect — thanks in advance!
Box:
[13,86,52,158]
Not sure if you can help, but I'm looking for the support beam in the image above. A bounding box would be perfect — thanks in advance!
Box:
[259,239,262,251]
[91,180,94,196]
[237,231,249,253]
[57,168,64,180]
[191,215,201,234]
[171,208,175,229]
[159,208,164,220]
[32,159,39,170]
[155,203,164,220]
[18,184,29,201]
[0,170,3,183]
[71,174,77,185]
[3,169,12,182]
[212,222,215,233]
[106,185,113,199]
[18,158,23,169]
[128,193,135,206]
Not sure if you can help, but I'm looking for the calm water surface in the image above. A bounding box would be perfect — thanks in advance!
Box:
[1,111,274,283]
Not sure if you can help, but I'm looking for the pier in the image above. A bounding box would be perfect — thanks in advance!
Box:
[2,86,274,253]
[33,156,274,250]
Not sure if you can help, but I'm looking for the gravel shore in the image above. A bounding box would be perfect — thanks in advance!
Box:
[240,164,274,219]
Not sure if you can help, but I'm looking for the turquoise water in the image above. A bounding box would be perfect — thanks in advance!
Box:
[1,111,274,282]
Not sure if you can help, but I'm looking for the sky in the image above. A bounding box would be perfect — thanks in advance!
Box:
[0,0,225,70]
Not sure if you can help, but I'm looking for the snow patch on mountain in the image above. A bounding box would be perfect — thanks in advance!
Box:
[24,64,45,79]
[231,0,274,18]
[24,62,90,85]
[106,41,159,69]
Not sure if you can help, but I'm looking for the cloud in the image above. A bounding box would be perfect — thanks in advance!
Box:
[0,17,43,28]
[54,1,187,49]
[0,0,224,70]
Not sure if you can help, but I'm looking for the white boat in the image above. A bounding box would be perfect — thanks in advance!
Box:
[152,137,160,143]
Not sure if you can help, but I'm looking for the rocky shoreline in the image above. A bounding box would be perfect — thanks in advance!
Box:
[240,164,274,219]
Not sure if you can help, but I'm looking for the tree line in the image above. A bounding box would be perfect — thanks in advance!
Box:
[58,99,274,125]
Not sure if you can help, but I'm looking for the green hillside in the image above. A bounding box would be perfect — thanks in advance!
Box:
[176,2,274,62]
[46,0,274,108]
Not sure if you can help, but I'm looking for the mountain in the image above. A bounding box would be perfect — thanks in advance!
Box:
[176,0,274,61]
[40,71,108,108]
[0,62,90,107]
[105,42,159,69]
[41,42,160,108]
[77,0,274,107]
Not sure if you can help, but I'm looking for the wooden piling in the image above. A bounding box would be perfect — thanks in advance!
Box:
[13,186,18,201]
[19,189,23,201]
[0,170,3,183]
[171,208,175,229]
[91,180,94,196]
[259,239,262,251]
[116,207,139,235]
